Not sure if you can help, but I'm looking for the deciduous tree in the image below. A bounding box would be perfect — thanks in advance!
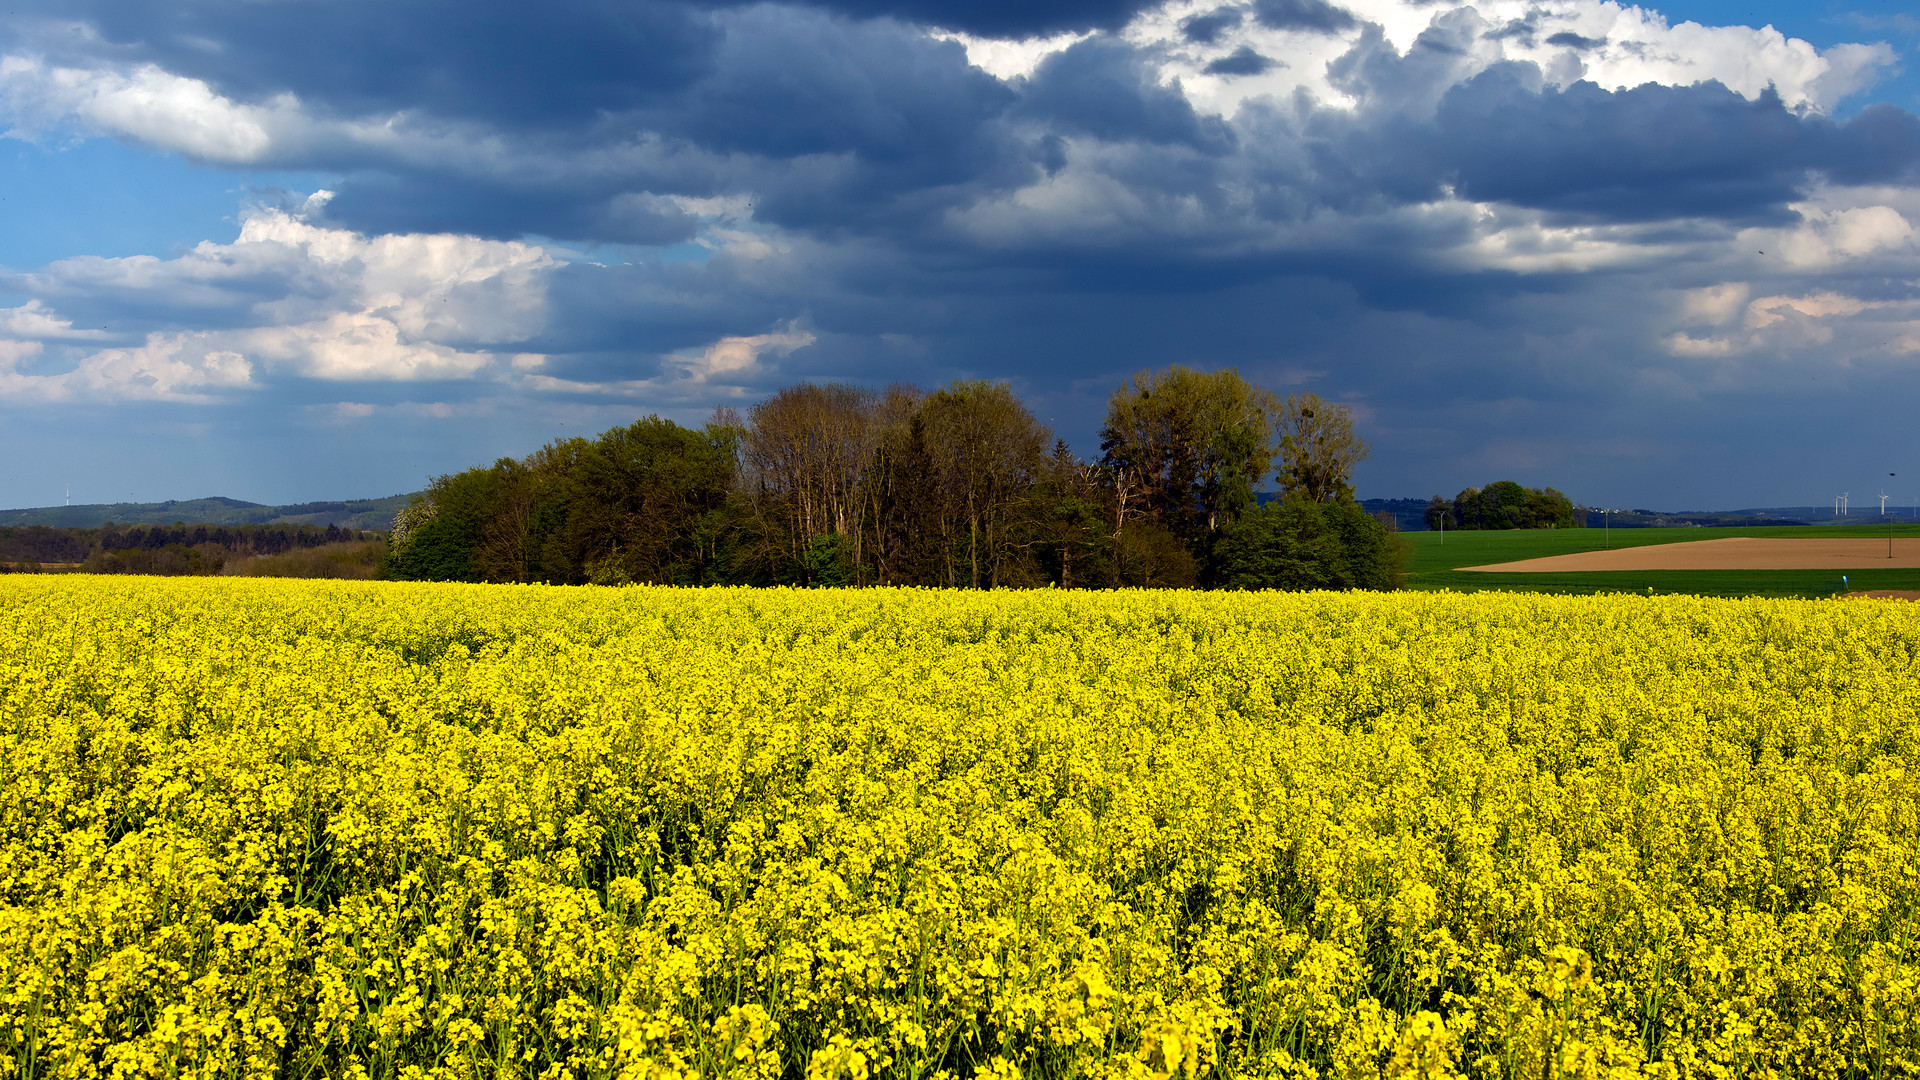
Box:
[921,380,1049,589]
[1274,393,1369,504]
[1099,365,1279,560]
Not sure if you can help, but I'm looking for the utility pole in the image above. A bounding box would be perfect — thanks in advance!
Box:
[1888,475,1898,559]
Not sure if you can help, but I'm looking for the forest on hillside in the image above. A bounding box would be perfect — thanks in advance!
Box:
[385,367,1405,591]
[0,523,380,576]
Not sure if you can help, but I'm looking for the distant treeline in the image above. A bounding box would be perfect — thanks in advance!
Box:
[386,368,1405,591]
[0,523,380,575]
[0,494,411,531]
[1425,482,1577,531]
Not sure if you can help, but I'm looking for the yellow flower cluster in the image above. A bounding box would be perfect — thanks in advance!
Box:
[0,577,1915,1079]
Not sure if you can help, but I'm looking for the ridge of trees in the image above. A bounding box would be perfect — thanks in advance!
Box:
[383,370,1405,591]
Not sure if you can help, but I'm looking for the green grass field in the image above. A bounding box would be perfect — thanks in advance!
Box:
[1403,523,1920,597]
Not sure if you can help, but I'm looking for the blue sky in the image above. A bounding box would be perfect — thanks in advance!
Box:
[1,0,1917,511]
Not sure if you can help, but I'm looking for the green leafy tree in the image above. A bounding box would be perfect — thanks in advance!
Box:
[1448,481,1578,530]
[1216,496,1344,590]
[1479,480,1533,530]
[1099,366,1279,555]
[558,416,737,585]
[386,415,736,584]
[382,467,512,581]
[859,387,946,587]
[1528,486,1577,528]
[1028,439,1114,589]
[1216,495,1401,591]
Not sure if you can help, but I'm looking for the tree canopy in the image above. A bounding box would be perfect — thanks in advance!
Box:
[1434,482,1578,530]
[383,370,1403,592]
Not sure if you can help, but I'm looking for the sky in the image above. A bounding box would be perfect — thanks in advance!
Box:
[0,0,1917,511]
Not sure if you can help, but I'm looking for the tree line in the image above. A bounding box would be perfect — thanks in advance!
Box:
[385,368,1405,590]
[1424,482,1577,531]
[0,523,377,575]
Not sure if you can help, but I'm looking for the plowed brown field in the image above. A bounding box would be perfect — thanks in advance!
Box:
[1462,536,1920,572]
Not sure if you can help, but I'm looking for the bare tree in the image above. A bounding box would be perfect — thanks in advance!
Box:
[1274,392,1369,504]
[742,383,879,581]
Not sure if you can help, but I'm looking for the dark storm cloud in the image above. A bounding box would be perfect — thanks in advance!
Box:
[321,181,702,247]
[1181,7,1245,43]
[1324,16,1487,111]
[799,0,1154,36]
[19,0,1162,93]
[1293,30,1920,226]
[0,0,1164,182]
[21,0,719,130]
[18,0,1913,249]
[1020,38,1236,151]
[1204,46,1282,76]
[1251,0,1359,34]
[1484,16,1539,44]
[1425,66,1920,222]
[295,7,1043,239]
[646,10,1014,162]
[1544,31,1605,49]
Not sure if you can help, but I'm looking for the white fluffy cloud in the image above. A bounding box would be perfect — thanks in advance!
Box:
[0,299,103,339]
[0,56,285,161]
[1130,0,1896,117]
[674,324,817,383]
[0,329,252,402]
[0,202,558,398]
[1662,287,1920,366]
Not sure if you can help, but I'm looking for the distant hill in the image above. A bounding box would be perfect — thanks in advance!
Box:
[0,494,414,531]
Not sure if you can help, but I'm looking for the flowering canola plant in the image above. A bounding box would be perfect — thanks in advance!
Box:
[0,576,1915,1079]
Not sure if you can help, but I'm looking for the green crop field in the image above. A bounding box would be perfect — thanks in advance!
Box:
[1403,524,1920,597]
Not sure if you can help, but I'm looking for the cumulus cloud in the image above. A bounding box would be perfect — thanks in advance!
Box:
[0,56,286,161]
[0,299,104,338]
[1659,286,1920,368]
[0,203,559,400]
[1736,202,1918,267]
[0,330,252,402]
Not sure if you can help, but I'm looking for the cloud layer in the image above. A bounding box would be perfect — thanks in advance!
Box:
[1,0,1917,506]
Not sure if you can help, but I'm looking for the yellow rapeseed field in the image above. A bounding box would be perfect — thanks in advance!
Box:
[0,576,1915,1079]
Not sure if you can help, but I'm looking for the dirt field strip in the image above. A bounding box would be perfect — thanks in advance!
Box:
[1462,537,1920,572]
